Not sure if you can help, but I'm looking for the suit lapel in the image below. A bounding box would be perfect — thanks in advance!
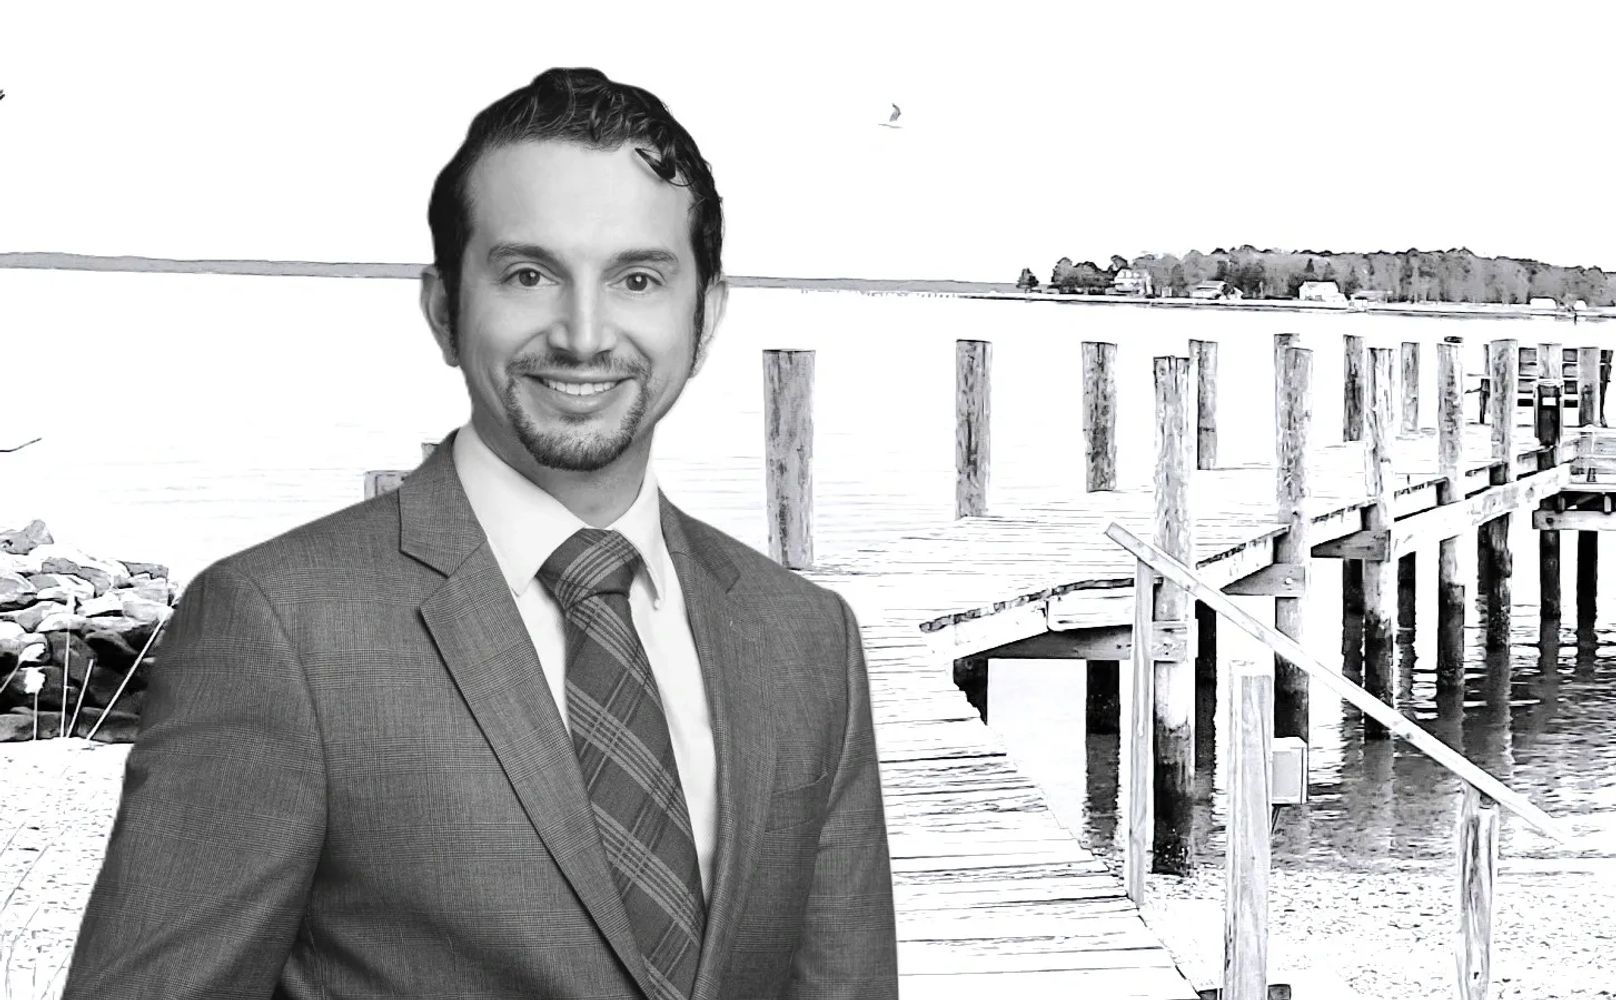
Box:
[661,500,776,1000]
[400,433,658,998]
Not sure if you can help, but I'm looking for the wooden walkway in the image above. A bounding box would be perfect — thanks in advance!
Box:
[797,416,1580,998]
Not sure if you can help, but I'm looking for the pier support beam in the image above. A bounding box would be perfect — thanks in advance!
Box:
[1342,334,1367,685]
[1437,338,1468,696]
[1480,340,1518,651]
[1151,355,1196,876]
[1083,341,1121,734]
[1363,347,1397,737]
[764,349,814,569]
[952,654,988,723]
[1193,338,1219,471]
[1577,345,1601,634]
[955,339,991,518]
[1274,343,1311,740]
[1401,341,1421,435]
[1537,343,1564,625]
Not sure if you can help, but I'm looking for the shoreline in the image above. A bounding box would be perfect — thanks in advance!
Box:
[5,252,1615,322]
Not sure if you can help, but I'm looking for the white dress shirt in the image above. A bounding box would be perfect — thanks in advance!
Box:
[452,423,717,897]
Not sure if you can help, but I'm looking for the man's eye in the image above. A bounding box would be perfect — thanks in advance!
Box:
[510,268,544,287]
[623,272,658,293]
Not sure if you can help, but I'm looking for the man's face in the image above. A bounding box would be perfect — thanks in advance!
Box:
[427,139,723,475]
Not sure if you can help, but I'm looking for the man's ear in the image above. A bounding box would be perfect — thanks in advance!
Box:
[692,277,729,377]
[420,265,459,366]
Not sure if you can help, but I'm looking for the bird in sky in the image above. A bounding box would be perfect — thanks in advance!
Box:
[880,103,901,128]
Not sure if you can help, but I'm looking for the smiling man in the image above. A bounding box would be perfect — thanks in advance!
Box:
[62,68,898,1000]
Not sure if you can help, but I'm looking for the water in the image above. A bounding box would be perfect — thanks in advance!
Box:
[4,269,1614,873]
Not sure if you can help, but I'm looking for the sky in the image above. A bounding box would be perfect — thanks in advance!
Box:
[3,0,1613,283]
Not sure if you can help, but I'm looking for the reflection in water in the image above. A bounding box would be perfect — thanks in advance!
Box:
[987,516,1616,873]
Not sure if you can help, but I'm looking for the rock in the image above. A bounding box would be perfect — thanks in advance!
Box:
[0,520,53,555]
[0,600,67,631]
[74,705,142,742]
[0,620,24,645]
[70,615,157,650]
[123,560,169,580]
[119,596,173,624]
[0,572,38,611]
[19,635,47,663]
[79,593,126,617]
[0,710,40,741]
[35,612,91,634]
[84,630,138,670]
[128,579,171,604]
[44,631,98,671]
[0,552,45,577]
[37,585,87,605]
[35,546,130,592]
[29,573,96,603]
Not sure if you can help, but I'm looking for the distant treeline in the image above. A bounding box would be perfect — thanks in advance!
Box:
[1026,247,1616,305]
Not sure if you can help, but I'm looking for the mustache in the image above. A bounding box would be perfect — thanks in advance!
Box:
[506,355,649,379]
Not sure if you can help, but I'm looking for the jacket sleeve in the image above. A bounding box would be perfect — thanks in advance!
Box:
[783,592,900,999]
[61,561,327,1000]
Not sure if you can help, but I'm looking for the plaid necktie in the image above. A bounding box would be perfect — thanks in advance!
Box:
[538,528,706,1000]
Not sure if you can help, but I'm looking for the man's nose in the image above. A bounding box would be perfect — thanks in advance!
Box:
[548,285,618,359]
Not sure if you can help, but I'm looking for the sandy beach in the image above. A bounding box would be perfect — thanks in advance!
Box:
[4,737,1612,999]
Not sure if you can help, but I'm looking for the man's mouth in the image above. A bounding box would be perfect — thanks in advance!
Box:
[536,377,626,397]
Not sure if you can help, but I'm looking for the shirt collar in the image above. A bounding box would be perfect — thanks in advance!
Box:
[451,422,668,602]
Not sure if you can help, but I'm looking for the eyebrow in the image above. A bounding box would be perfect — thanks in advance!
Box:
[486,242,682,273]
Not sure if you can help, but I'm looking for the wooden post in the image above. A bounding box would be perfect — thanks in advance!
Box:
[1456,785,1500,1000]
[955,339,991,518]
[1437,339,1467,696]
[1275,345,1311,740]
[1124,559,1155,904]
[1272,332,1298,458]
[1084,342,1118,491]
[1481,340,1517,651]
[1538,342,1564,623]
[1152,355,1195,876]
[1085,341,1121,735]
[1578,346,1601,428]
[952,654,988,723]
[1192,338,1219,470]
[1576,345,1600,629]
[1342,334,1367,679]
[1400,340,1421,434]
[1343,334,1366,441]
[763,349,814,569]
[1363,347,1397,737]
[1224,659,1273,1000]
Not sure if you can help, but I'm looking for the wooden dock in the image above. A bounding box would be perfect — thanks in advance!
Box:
[362,335,1612,998]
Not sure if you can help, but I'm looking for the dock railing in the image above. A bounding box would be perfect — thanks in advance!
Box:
[1103,523,1572,1000]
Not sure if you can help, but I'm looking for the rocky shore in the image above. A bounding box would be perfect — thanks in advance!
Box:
[0,520,177,744]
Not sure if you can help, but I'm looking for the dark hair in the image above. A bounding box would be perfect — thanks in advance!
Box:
[427,67,724,341]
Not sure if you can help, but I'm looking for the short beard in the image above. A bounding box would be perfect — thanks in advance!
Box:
[501,361,651,473]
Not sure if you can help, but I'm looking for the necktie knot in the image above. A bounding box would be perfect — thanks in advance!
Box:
[537,528,642,613]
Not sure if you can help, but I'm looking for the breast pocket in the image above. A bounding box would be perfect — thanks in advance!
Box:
[763,772,831,832]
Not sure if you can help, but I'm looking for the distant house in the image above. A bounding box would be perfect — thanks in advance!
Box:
[1529,297,1560,310]
[1109,268,1153,297]
[1190,280,1241,301]
[1351,289,1390,303]
[1299,281,1346,303]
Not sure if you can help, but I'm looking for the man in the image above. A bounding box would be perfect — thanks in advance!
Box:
[63,68,898,1000]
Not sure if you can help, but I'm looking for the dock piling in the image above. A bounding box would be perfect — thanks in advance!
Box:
[1481,340,1518,650]
[1224,659,1273,1000]
[763,348,815,569]
[1192,338,1219,470]
[1151,355,1196,877]
[1437,338,1467,695]
[1363,347,1397,735]
[955,339,991,519]
[1342,334,1367,684]
[1538,342,1564,624]
[1274,344,1311,739]
[1083,341,1121,736]
[1400,340,1421,435]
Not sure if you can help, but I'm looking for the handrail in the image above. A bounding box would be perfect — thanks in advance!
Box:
[1104,521,1573,844]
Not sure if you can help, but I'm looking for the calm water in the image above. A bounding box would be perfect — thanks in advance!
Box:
[4,269,1614,872]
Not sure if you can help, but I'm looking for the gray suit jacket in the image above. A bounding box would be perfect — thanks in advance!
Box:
[62,433,898,999]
